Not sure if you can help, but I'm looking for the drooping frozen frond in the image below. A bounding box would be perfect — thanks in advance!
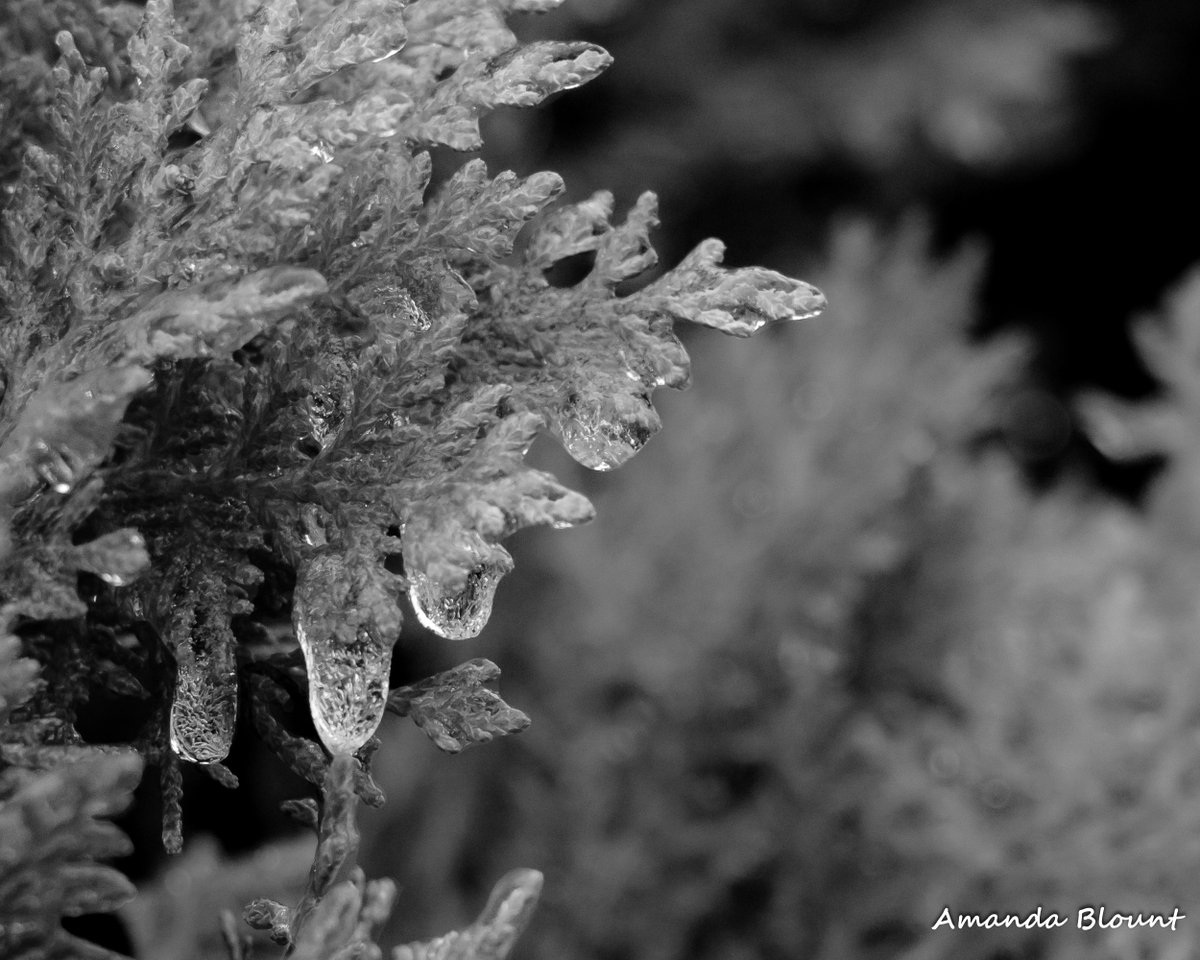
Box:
[456,190,824,473]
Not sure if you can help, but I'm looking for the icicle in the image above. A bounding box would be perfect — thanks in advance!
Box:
[550,390,661,471]
[165,571,239,764]
[293,552,401,755]
[408,558,507,641]
[170,664,237,764]
[169,646,238,765]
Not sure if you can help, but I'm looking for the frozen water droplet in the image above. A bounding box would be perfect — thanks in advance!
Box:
[409,562,505,641]
[293,553,401,754]
[170,655,237,764]
[297,619,393,755]
[552,393,660,471]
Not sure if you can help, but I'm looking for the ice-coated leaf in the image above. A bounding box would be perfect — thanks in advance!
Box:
[168,78,210,129]
[421,161,564,267]
[402,0,517,63]
[292,546,403,755]
[0,365,151,503]
[478,40,611,107]
[234,0,302,97]
[407,41,611,149]
[387,658,529,754]
[457,191,823,471]
[97,266,328,366]
[632,238,827,337]
[1,267,326,505]
[524,190,616,270]
[127,0,190,89]
[394,412,593,635]
[290,0,409,95]
[244,897,292,945]
[391,868,543,960]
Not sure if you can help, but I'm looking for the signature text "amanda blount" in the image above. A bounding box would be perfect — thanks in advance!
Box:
[932,905,1187,932]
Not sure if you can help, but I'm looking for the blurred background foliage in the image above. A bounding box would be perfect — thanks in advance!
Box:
[92,0,1200,958]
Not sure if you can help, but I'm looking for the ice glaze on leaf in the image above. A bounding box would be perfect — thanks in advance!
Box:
[458,191,825,471]
[0,267,326,510]
[387,658,530,753]
[395,411,593,636]
[421,161,565,269]
[634,238,827,337]
[403,41,611,149]
[289,0,410,96]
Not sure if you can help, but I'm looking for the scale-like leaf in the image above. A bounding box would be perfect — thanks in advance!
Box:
[388,658,530,753]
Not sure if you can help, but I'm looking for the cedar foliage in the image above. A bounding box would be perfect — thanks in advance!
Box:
[0,0,824,957]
